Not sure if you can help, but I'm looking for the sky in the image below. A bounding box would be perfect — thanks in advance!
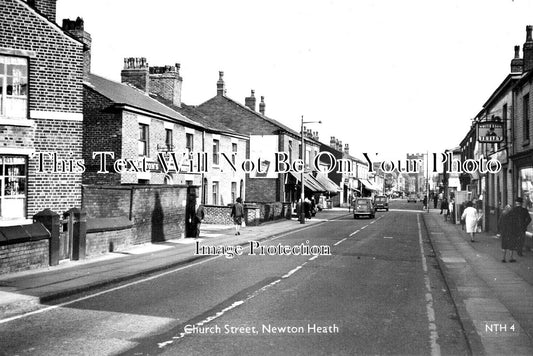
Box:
[57,0,533,163]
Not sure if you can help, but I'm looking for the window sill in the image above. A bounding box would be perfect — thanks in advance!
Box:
[523,139,530,147]
[0,218,32,227]
[0,118,34,127]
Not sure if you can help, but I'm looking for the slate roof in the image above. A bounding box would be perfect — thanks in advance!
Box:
[151,95,246,138]
[200,95,302,138]
[86,73,203,129]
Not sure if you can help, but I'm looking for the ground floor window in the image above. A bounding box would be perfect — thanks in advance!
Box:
[0,156,27,220]
[518,167,533,211]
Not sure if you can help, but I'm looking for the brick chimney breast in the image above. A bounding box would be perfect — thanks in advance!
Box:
[330,136,336,148]
[217,71,225,96]
[121,57,149,92]
[245,90,256,111]
[149,63,183,107]
[523,25,533,72]
[259,96,266,115]
[28,0,57,22]
[511,45,524,73]
[62,17,91,81]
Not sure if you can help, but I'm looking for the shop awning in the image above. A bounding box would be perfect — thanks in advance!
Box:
[360,179,381,192]
[289,172,327,192]
[315,174,342,194]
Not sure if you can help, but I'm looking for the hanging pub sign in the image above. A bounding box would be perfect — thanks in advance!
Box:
[477,118,504,143]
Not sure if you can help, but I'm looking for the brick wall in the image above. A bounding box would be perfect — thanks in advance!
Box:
[0,239,49,274]
[82,185,188,244]
[85,228,133,257]
[246,177,279,202]
[203,205,234,224]
[28,118,83,217]
[82,87,123,185]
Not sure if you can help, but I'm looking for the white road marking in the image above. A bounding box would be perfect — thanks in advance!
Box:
[384,236,393,239]
[417,214,441,356]
[282,265,303,279]
[349,230,360,237]
[309,255,319,261]
[334,238,347,246]
[361,225,368,229]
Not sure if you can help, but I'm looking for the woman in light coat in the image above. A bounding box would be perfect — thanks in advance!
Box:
[461,201,478,242]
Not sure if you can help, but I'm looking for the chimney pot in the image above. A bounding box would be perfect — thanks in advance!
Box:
[259,96,266,115]
[245,90,256,111]
[148,62,183,106]
[217,71,225,96]
[121,57,149,92]
[523,25,533,72]
[62,17,91,80]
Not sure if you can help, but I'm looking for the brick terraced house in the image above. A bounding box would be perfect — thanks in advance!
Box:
[197,72,330,205]
[0,0,84,225]
[81,57,247,206]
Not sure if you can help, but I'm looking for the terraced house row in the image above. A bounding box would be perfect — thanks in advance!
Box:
[0,0,372,274]
[446,25,533,244]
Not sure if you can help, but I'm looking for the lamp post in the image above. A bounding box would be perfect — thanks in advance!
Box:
[300,115,321,224]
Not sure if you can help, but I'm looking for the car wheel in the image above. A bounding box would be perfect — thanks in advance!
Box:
[386,208,389,211]
[354,215,357,219]
[370,214,375,219]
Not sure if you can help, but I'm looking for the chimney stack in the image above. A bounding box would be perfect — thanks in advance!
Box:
[28,0,57,22]
[523,25,533,72]
[121,57,149,92]
[511,45,524,73]
[62,17,91,81]
[330,136,336,148]
[149,63,183,107]
[245,90,256,111]
[259,96,266,115]
[217,71,225,96]
[344,143,350,155]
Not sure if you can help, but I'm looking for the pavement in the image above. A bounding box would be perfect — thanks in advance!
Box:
[0,208,348,321]
[422,209,533,355]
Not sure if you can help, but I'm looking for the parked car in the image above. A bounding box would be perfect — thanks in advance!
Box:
[407,193,418,203]
[353,198,375,219]
[374,195,389,211]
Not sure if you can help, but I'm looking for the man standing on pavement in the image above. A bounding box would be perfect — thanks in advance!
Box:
[195,201,205,238]
[510,197,532,256]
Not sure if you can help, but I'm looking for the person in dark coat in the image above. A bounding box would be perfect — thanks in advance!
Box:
[231,197,244,235]
[510,197,532,256]
[195,201,205,238]
[423,195,428,210]
[304,197,312,219]
[498,204,515,262]
[441,197,449,221]
[433,194,438,209]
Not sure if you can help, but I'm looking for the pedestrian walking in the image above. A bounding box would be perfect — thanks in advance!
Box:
[448,198,455,224]
[441,197,449,221]
[194,201,205,238]
[423,195,428,210]
[304,197,312,219]
[461,201,478,242]
[509,197,532,256]
[231,197,244,235]
[498,204,516,262]
[433,194,438,209]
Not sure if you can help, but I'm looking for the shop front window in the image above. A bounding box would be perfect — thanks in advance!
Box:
[519,167,533,213]
[0,156,27,220]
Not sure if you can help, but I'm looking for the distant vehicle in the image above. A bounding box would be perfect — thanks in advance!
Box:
[374,195,389,211]
[353,198,375,219]
[407,193,418,203]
